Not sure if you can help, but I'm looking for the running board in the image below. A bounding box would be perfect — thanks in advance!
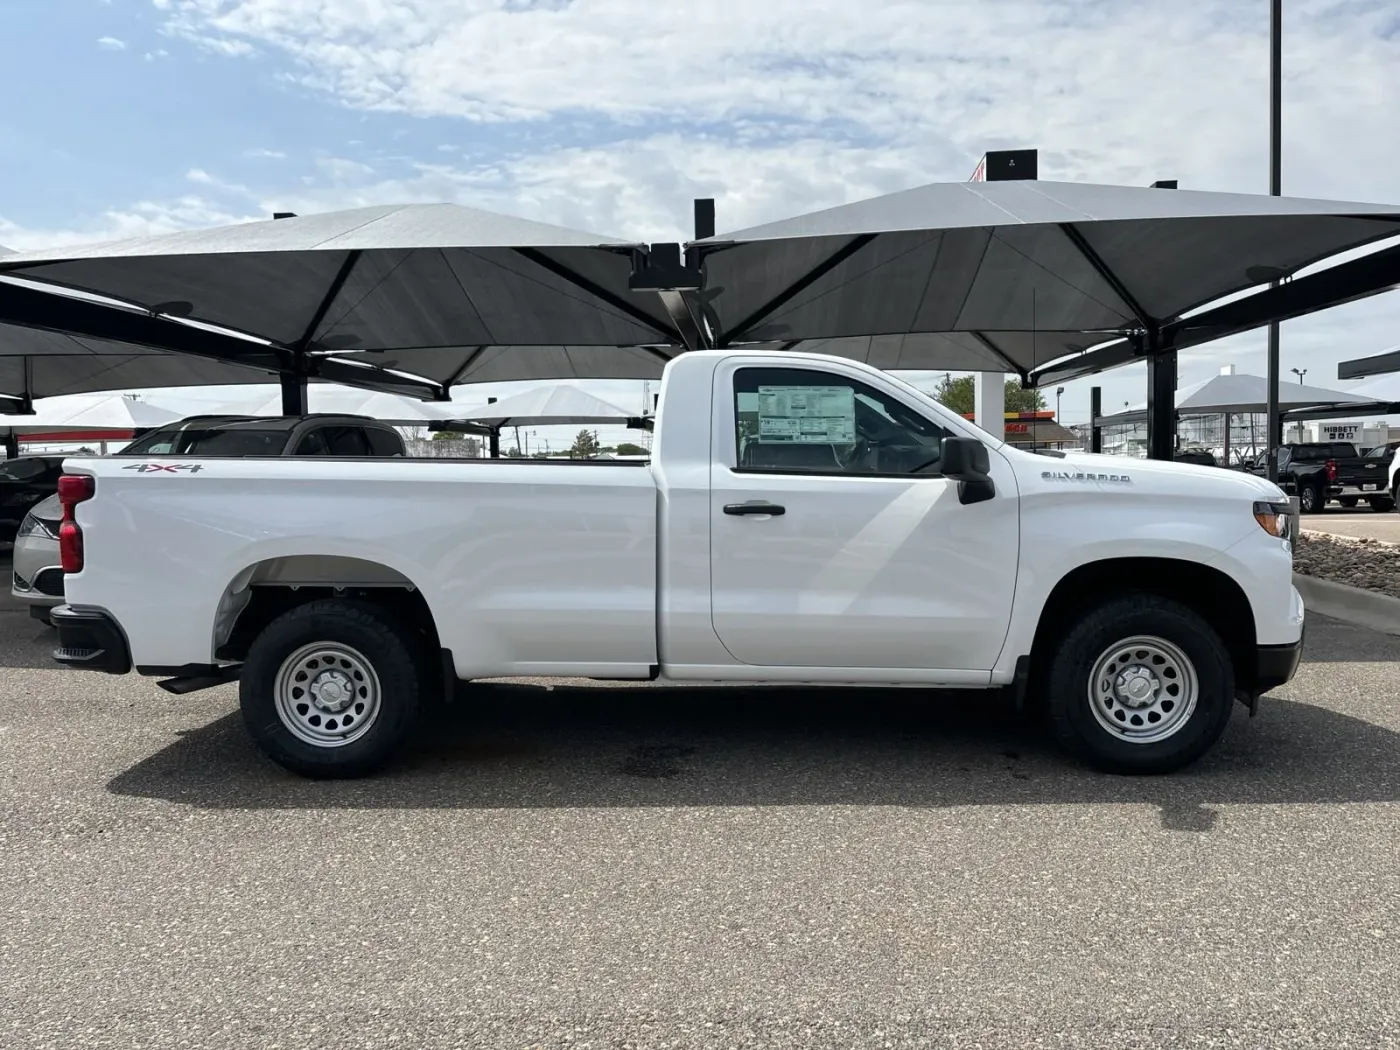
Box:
[156,664,242,695]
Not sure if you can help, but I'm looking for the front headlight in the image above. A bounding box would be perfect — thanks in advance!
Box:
[17,514,57,541]
[1253,500,1293,543]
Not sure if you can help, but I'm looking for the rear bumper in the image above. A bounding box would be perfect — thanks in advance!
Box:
[51,605,132,675]
[1254,630,1303,695]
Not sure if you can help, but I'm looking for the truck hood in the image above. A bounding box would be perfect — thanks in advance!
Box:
[1024,450,1287,501]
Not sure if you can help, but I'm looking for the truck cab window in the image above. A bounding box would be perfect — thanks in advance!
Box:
[732,367,949,475]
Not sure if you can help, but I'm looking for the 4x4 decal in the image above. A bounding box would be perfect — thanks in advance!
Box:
[121,463,205,473]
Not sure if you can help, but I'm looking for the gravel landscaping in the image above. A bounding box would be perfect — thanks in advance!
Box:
[1295,530,1400,599]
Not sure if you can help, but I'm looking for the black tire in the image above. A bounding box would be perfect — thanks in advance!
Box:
[1338,496,1358,508]
[1045,594,1235,775]
[1369,496,1395,512]
[239,599,427,779]
[1298,480,1325,514]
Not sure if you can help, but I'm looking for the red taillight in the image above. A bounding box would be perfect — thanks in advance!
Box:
[57,474,96,574]
[59,521,84,573]
[1326,459,1337,482]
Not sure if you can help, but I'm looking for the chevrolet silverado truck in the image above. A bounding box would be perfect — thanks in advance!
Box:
[48,350,1304,779]
[1262,442,1392,513]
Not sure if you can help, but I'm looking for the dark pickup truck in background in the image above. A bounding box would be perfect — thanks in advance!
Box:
[1256,442,1394,513]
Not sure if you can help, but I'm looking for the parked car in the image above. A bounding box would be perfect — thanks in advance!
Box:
[1338,442,1400,509]
[1173,449,1218,467]
[50,349,1302,780]
[15,415,408,626]
[114,413,407,459]
[1249,442,1390,513]
[0,455,65,542]
[10,492,62,623]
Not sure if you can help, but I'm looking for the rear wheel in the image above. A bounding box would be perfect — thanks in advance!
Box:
[1044,594,1235,774]
[239,599,427,779]
[1369,495,1395,512]
[1298,480,1325,514]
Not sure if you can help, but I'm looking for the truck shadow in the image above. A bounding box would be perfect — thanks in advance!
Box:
[106,681,1400,831]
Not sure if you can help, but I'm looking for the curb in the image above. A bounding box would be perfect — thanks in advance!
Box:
[1293,573,1400,637]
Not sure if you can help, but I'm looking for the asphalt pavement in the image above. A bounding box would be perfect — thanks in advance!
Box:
[1304,503,1400,543]
[1,565,1398,1048]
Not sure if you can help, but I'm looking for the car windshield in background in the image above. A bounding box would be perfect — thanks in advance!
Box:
[0,459,50,482]
[121,428,289,458]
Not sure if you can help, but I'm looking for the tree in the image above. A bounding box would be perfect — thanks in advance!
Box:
[568,429,601,459]
[505,446,524,458]
[614,442,649,456]
[931,375,1046,416]
[432,429,459,441]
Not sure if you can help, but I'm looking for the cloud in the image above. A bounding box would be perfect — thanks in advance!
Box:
[0,197,259,252]
[244,148,287,159]
[96,36,127,50]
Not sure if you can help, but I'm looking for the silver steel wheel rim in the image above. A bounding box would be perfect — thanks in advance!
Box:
[1087,634,1198,744]
[273,642,382,748]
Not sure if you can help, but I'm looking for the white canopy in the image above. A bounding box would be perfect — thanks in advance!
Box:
[180,385,472,425]
[1100,369,1377,424]
[1,392,182,433]
[1343,365,1400,404]
[452,384,642,427]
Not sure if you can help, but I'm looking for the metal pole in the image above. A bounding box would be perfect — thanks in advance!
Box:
[1265,0,1283,481]
[280,373,308,415]
[274,210,310,417]
[693,199,716,241]
[487,397,500,459]
[1145,329,1176,460]
[1089,387,1103,453]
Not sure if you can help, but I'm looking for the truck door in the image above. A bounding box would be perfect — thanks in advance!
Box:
[708,361,1019,673]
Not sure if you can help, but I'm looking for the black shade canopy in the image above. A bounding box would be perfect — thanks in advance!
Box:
[691,180,1400,378]
[0,204,682,401]
[0,320,278,412]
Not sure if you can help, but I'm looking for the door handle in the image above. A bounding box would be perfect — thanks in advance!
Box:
[723,501,785,516]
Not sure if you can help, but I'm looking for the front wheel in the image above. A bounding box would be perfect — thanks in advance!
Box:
[1338,496,1358,508]
[1045,595,1235,774]
[239,599,427,779]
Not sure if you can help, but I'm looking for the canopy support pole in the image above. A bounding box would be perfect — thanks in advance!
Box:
[1265,0,1284,481]
[974,373,1004,441]
[1145,328,1176,461]
[281,374,308,416]
[1089,386,1103,453]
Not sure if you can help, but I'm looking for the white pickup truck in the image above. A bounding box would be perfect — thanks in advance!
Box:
[50,350,1304,779]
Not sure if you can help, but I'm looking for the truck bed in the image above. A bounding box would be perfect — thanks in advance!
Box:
[63,456,661,678]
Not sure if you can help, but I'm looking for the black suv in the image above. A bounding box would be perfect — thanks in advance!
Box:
[116,414,406,459]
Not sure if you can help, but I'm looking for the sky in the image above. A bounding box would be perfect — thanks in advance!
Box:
[2,0,1400,430]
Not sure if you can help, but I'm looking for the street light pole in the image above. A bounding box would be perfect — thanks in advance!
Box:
[1265,0,1283,481]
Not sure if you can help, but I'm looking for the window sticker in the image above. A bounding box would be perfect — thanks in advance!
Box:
[755,385,856,444]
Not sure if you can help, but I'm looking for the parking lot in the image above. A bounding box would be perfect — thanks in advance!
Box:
[1,559,1397,1049]
[1304,501,1400,543]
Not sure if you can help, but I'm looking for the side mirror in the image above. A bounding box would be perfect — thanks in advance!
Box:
[941,436,995,505]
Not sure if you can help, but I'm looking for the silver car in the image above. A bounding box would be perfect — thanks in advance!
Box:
[11,492,62,624]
